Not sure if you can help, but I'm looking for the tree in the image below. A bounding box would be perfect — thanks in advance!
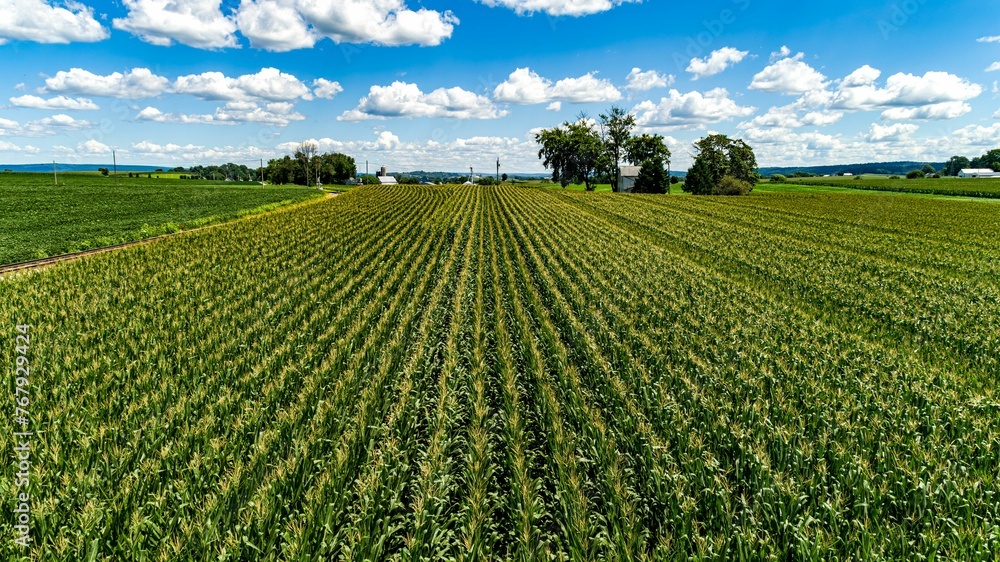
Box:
[296,142,318,186]
[633,157,668,194]
[599,106,636,192]
[943,156,970,176]
[978,148,1000,171]
[535,119,604,190]
[922,163,936,175]
[683,134,758,196]
[627,134,671,169]
[501,173,508,182]
[907,169,925,179]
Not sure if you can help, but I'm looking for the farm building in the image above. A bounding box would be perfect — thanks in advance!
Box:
[378,175,398,185]
[958,169,1000,178]
[618,166,641,193]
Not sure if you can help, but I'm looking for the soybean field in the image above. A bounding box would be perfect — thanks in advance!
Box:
[1,185,998,560]
[0,173,320,265]
[787,175,1000,199]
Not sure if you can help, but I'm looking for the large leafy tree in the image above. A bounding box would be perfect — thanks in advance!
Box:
[943,156,971,176]
[683,134,758,196]
[536,119,605,190]
[599,106,636,192]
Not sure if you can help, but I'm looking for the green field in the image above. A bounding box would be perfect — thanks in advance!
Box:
[787,175,1000,198]
[0,173,321,264]
[2,185,999,560]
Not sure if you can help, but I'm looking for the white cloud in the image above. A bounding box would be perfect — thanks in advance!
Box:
[546,101,562,111]
[687,47,749,80]
[994,108,1000,119]
[633,88,755,130]
[0,0,107,44]
[340,81,506,121]
[978,36,1000,43]
[0,140,40,153]
[312,78,343,99]
[131,140,274,162]
[114,0,239,49]
[750,51,828,94]
[493,67,622,105]
[987,62,1000,73]
[137,102,305,126]
[769,46,791,62]
[0,114,92,136]
[43,68,171,99]
[237,0,457,49]
[234,0,316,51]
[625,68,673,92]
[78,139,112,154]
[9,95,99,110]
[868,122,918,142]
[475,0,638,16]
[173,67,313,102]
[739,103,843,130]
[832,69,981,120]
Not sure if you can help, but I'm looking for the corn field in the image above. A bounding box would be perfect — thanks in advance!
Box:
[1,185,999,560]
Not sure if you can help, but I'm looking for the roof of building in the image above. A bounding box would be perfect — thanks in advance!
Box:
[620,165,642,178]
[960,169,998,174]
[378,175,398,184]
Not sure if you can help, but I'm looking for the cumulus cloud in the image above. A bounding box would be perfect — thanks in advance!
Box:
[625,68,673,92]
[137,102,305,126]
[987,62,1000,73]
[868,122,918,142]
[476,0,638,16]
[234,0,316,51]
[43,68,171,99]
[0,0,107,44]
[750,51,828,94]
[340,81,506,121]
[78,139,112,154]
[235,0,457,50]
[9,95,99,110]
[0,140,40,153]
[832,69,981,120]
[312,78,343,99]
[0,114,92,136]
[546,101,562,111]
[113,0,239,49]
[769,45,791,62]
[687,47,749,80]
[978,35,1000,43]
[173,67,313,102]
[493,67,622,105]
[633,88,755,130]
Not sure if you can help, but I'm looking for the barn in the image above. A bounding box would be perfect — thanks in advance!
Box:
[958,169,1000,178]
[618,166,641,193]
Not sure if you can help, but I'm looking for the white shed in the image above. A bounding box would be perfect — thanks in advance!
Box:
[958,169,1000,178]
[618,166,641,193]
[378,175,398,185]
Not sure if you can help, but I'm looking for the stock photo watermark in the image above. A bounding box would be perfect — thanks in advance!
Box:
[12,324,32,549]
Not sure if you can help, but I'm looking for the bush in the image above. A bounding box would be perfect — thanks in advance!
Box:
[854,176,862,180]
[669,175,680,184]
[716,176,754,196]
[906,170,926,179]
[770,174,787,183]
[931,174,941,179]
[889,175,901,180]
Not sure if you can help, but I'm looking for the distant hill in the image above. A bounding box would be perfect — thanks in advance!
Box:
[0,163,170,173]
[759,161,947,177]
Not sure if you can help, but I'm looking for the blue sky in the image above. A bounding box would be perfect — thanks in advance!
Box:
[0,0,998,171]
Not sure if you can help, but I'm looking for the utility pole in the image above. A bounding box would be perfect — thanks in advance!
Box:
[470,166,474,185]
[53,161,57,186]
[113,151,118,187]
[496,158,500,185]
[260,158,264,187]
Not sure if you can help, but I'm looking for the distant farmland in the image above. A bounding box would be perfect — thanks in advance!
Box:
[1,185,998,560]
[787,175,1000,198]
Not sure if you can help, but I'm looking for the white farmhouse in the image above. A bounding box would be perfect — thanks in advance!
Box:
[618,166,641,193]
[958,169,1000,178]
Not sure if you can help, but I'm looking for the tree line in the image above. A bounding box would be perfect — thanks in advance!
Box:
[264,143,357,186]
[536,106,758,195]
[941,149,1000,176]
